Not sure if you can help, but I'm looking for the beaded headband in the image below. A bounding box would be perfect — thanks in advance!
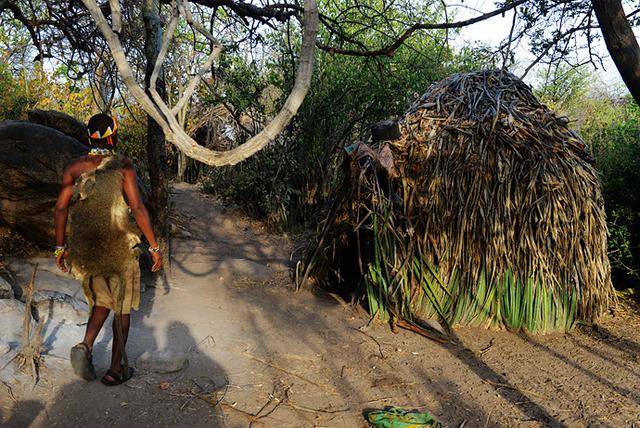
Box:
[88,115,118,141]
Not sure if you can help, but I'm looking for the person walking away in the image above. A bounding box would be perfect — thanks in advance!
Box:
[53,113,162,385]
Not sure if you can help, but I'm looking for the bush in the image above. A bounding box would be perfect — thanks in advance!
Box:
[201,28,493,229]
[581,98,640,288]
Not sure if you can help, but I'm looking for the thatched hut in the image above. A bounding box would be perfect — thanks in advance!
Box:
[297,70,614,333]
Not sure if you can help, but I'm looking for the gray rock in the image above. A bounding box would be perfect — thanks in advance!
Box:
[7,257,59,276]
[27,109,89,145]
[0,299,33,345]
[0,338,11,355]
[0,277,13,299]
[32,290,88,325]
[136,349,188,373]
[40,321,86,359]
[0,121,87,246]
[7,258,84,301]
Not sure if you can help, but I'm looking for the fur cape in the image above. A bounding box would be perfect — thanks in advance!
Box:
[68,156,141,279]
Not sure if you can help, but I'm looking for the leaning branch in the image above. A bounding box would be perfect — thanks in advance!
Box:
[316,0,530,56]
[191,0,298,22]
[172,1,224,115]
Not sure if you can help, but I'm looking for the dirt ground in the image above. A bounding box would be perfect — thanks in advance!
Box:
[1,183,640,428]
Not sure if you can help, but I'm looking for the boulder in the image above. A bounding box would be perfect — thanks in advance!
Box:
[0,299,33,345]
[136,349,188,373]
[0,121,87,246]
[0,338,10,356]
[6,257,84,301]
[32,290,88,325]
[6,258,87,324]
[28,109,89,145]
[0,277,13,299]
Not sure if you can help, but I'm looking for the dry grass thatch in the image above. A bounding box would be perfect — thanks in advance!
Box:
[297,70,615,333]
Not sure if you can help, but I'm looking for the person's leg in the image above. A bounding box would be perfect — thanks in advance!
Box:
[108,312,131,373]
[71,305,109,380]
[82,306,111,352]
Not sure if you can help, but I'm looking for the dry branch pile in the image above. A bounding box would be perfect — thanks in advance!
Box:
[298,70,614,333]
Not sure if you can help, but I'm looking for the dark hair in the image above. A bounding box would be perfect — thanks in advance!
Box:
[87,113,118,149]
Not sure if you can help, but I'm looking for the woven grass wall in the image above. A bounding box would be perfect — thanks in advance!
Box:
[298,70,615,333]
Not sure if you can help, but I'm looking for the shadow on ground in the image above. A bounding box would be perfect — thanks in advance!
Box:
[163,184,640,427]
[0,283,228,427]
[4,184,639,427]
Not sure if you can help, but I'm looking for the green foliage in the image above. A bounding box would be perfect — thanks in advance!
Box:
[0,62,35,120]
[581,98,640,288]
[202,142,297,228]
[535,65,591,115]
[0,60,148,171]
[202,7,493,228]
[536,67,640,290]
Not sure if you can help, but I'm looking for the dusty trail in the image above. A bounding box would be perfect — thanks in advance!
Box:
[2,183,640,427]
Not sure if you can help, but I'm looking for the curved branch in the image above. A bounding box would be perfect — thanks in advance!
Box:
[81,0,319,166]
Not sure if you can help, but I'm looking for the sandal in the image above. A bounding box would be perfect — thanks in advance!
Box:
[70,343,97,381]
[101,366,134,386]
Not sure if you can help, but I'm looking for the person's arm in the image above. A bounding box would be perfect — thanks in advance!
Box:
[122,165,163,272]
[54,167,75,272]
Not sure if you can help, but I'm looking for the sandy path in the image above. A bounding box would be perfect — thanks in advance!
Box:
[2,183,640,427]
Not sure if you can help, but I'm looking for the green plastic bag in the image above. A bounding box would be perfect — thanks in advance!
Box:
[366,407,443,428]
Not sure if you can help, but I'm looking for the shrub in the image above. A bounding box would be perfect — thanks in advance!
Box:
[581,98,640,288]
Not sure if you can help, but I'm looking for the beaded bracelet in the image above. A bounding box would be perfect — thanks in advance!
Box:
[53,246,66,257]
[149,246,161,253]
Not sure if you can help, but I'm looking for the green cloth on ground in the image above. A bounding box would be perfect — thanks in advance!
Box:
[367,407,442,428]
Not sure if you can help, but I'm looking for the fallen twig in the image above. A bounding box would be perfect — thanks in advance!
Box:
[352,327,385,359]
[1,379,16,402]
[222,384,289,427]
[285,401,350,414]
[479,338,494,356]
[16,264,44,385]
[186,335,216,353]
[240,352,320,387]
[395,320,449,344]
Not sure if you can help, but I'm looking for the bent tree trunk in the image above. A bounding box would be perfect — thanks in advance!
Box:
[143,0,169,252]
[593,0,640,105]
[80,0,319,166]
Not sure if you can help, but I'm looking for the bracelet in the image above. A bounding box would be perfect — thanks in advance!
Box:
[148,246,161,253]
[54,246,66,257]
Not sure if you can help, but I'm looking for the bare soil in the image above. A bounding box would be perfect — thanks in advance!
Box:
[1,183,639,427]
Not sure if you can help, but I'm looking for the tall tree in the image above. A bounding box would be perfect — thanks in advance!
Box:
[143,0,169,250]
[593,0,640,105]
[5,0,640,165]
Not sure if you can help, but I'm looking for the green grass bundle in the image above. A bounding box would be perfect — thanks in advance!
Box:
[297,70,615,333]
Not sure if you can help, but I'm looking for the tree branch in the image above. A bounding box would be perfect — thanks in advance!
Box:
[190,0,298,22]
[109,0,122,34]
[81,0,319,166]
[0,0,47,60]
[316,0,530,56]
[593,0,640,105]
